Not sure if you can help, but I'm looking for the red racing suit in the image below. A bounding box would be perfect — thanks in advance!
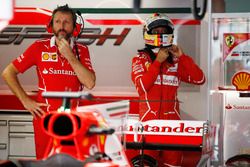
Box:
[131,50,205,166]
[12,36,95,159]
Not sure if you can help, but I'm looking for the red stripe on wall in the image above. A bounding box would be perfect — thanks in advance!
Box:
[87,19,200,25]
[15,7,52,13]
[172,19,200,25]
[9,12,51,25]
[9,8,200,26]
[85,19,143,25]
[109,111,128,117]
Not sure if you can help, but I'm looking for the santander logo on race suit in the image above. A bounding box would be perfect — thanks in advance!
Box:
[154,75,179,86]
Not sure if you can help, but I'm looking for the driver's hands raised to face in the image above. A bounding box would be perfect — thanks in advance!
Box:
[156,48,169,63]
[168,44,183,58]
[156,45,184,64]
[151,26,183,63]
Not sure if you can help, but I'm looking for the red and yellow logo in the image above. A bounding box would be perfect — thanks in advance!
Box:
[42,53,49,60]
[51,53,57,60]
[232,71,250,91]
[225,34,235,48]
[41,52,58,62]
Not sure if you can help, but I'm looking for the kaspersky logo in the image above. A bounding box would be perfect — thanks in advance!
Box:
[0,27,131,46]
[42,68,76,76]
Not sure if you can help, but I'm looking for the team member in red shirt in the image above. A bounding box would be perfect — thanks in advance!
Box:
[131,13,205,166]
[1,5,95,159]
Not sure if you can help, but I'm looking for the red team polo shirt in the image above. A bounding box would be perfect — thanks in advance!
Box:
[12,36,94,111]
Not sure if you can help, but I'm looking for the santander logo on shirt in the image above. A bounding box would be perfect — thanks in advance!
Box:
[42,68,76,76]
[154,75,179,86]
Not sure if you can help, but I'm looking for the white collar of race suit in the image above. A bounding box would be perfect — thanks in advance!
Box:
[50,36,74,49]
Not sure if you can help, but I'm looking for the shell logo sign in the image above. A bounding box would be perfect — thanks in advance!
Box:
[232,71,250,91]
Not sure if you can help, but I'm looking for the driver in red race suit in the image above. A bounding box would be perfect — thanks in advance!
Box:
[131,13,206,166]
[2,5,96,159]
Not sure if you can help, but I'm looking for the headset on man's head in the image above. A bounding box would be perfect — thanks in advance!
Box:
[46,5,83,38]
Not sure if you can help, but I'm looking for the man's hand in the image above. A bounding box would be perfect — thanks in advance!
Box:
[21,97,48,118]
[55,36,96,89]
[156,47,169,63]
[57,38,74,60]
[156,45,184,64]
[168,44,183,58]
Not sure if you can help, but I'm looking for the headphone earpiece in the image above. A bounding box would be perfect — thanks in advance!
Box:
[73,23,82,38]
[74,11,84,38]
[46,19,53,34]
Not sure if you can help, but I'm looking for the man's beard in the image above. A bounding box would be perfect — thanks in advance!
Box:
[54,29,72,40]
